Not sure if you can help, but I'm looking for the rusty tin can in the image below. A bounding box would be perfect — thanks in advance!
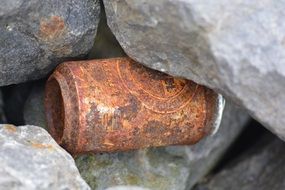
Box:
[45,57,224,154]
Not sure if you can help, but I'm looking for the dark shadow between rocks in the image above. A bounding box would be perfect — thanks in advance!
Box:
[88,0,126,59]
[207,119,274,175]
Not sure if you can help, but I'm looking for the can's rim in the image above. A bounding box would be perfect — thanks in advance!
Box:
[209,94,225,135]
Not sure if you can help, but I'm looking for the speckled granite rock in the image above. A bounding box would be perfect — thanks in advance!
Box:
[103,0,285,140]
[194,135,285,190]
[75,103,249,190]
[0,0,100,86]
[0,124,90,190]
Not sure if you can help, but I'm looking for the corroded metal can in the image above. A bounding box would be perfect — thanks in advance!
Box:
[45,57,224,155]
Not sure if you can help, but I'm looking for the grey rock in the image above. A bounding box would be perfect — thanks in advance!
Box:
[76,103,249,190]
[103,0,285,139]
[195,135,285,190]
[0,124,90,190]
[0,0,100,86]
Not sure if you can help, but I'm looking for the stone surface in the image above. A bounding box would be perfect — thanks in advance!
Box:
[0,0,100,86]
[0,124,90,190]
[75,103,249,190]
[103,0,285,139]
[195,135,285,190]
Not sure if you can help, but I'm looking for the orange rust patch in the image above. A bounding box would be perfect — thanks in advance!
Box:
[4,124,17,133]
[39,15,65,40]
[31,142,53,149]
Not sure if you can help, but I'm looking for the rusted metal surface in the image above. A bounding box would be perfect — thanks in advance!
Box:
[45,57,224,155]
[39,16,66,41]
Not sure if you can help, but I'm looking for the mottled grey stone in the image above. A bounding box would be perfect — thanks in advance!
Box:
[76,103,249,190]
[0,0,100,86]
[103,0,285,140]
[0,124,90,190]
[195,135,285,190]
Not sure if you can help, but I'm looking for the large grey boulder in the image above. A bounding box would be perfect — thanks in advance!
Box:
[103,0,285,139]
[0,124,90,190]
[76,103,249,190]
[195,135,285,190]
[0,0,100,86]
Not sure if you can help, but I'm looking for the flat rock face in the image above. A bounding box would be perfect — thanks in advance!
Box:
[0,124,90,190]
[195,136,285,190]
[0,0,100,86]
[76,103,249,190]
[103,0,285,139]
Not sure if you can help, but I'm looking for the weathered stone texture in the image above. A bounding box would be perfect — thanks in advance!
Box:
[195,135,285,190]
[0,124,90,190]
[103,0,285,139]
[0,0,100,86]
